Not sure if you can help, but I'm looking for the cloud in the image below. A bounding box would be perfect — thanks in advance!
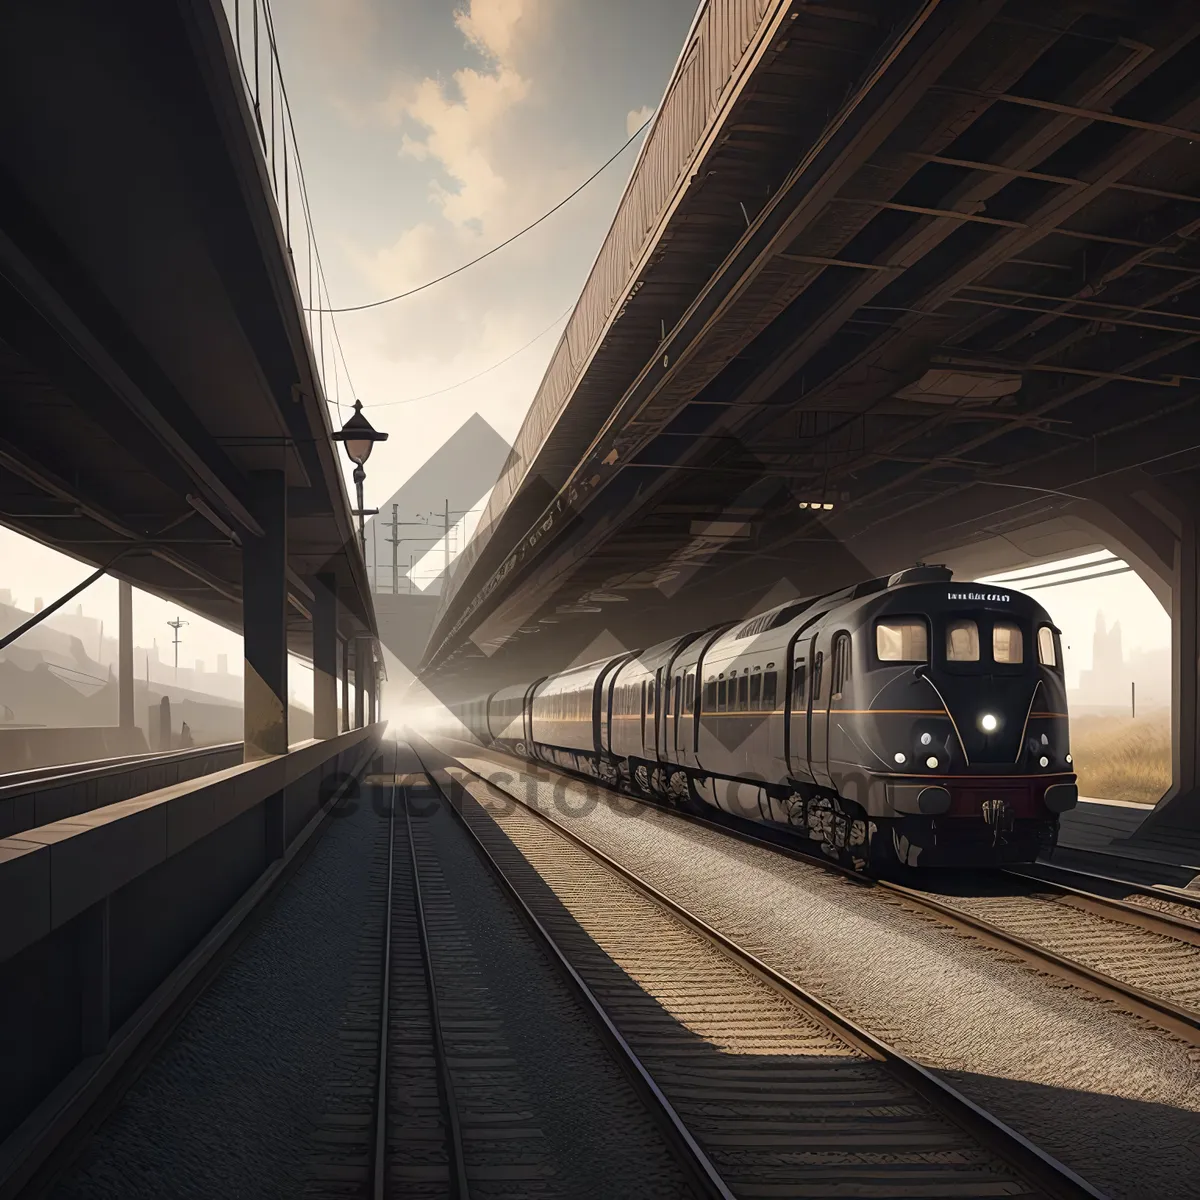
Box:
[401,65,530,227]
[455,0,535,61]
[626,104,654,135]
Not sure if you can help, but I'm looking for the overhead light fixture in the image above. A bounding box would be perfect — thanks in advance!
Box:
[798,501,835,511]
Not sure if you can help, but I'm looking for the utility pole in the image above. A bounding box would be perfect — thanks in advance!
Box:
[444,497,450,583]
[391,504,399,594]
[167,616,188,682]
[1132,680,1136,719]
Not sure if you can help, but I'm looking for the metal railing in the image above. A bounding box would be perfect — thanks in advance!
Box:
[219,0,357,425]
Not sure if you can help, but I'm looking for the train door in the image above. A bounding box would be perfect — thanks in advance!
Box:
[523,678,544,751]
[651,669,662,762]
[807,634,833,788]
[677,667,695,760]
[785,636,810,779]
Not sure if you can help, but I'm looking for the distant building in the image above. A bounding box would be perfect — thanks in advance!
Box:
[1072,611,1169,713]
[217,653,228,675]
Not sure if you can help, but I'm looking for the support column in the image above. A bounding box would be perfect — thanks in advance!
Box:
[243,471,288,761]
[1133,483,1200,840]
[354,639,365,729]
[368,651,377,725]
[312,574,338,739]
[118,579,133,731]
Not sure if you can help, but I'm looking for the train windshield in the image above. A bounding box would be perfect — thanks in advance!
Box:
[941,614,1032,673]
[875,618,928,662]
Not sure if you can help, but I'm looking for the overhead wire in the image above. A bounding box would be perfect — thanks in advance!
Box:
[261,0,357,419]
[363,307,573,409]
[307,116,654,314]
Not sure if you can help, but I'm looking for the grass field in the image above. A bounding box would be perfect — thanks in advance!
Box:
[1069,710,1171,805]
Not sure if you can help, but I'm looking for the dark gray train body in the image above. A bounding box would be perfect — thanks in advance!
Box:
[451,566,1078,869]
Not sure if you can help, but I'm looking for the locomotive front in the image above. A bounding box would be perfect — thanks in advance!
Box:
[835,580,1077,868]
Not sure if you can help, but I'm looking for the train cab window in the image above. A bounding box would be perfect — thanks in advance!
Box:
[763,665,778,711]
[993,622,1024,664]
[704,677,716,710]
[946,619,980,662]
[736,673,749,711]
[1037,625,1058,667]
[876,619,929,662]
[831,633,851,702]
[749,668,762,709]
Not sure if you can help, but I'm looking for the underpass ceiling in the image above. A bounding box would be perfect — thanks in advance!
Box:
[0,0,376,659]
[425,0,1200,692]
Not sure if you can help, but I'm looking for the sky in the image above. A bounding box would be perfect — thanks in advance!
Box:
[272,0,702,495]
[0,0,1177,708]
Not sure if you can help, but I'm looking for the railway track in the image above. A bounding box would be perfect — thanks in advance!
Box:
[443,737,1200,1047]
[369,744,578,1198]
[412,735,1109,1200]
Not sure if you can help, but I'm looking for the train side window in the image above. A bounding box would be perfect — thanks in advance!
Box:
[791,660,807,710]
[1038,625,1058,668]
[704,677,716,710]
[831,633,851,701]
[736,673,749,711]
[946,620,980,662]
[763,666,778,711]
[812,651,823,701]
[717,674,727,712]
[685,671,696,714]
[749,667,762,709]
[993,621,1023,664]
[876,618,928,662]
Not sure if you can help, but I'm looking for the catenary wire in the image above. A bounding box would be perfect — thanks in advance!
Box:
[307,117,653,314]
[363,307,572,409]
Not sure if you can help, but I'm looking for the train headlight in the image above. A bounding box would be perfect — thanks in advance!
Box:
[1066,754,1073,765]
[980,713,999,733]
[925,755,939,769]
[920,732,932,747]
[894,752,907,765]
[1039,756,1049,768]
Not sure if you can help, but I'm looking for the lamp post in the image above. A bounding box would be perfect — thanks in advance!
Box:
[332,399,388,556]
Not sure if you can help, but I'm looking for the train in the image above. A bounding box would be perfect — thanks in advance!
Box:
[448,564,1078,871]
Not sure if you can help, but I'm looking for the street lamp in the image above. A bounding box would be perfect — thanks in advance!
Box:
[332,399,388,555]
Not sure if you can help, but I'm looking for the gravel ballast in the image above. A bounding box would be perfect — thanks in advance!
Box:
[454,744,1200,1200]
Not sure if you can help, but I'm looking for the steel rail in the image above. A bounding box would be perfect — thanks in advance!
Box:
[420,735,1109,1200]
[398,745,470,1199]
[410,745,737,1200]
[370,748,396,1200]
[1012,860,1200,914]
[1001,867,1200,945]
[447,738,1200,1044]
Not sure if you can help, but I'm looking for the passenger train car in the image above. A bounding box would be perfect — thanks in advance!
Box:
[450,565,1078,870]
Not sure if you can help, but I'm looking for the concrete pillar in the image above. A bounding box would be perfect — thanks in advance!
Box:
[340,639,349,733]
[159,696,171,752]
[118,579,133,730]
[243,471,288,761]
[354,639,365,729]
[1136,496,1200,838]
[368,652,377,725]
[312,574,338,739]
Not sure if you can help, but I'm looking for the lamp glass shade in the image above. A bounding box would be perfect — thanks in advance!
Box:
[334,399,386,467]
